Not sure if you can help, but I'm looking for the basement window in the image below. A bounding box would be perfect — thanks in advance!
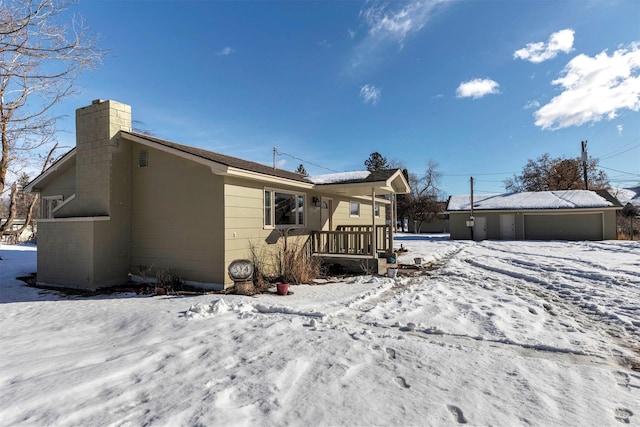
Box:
[138,150,148,168]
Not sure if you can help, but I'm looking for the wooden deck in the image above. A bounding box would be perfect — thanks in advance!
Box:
[310,225,390,257]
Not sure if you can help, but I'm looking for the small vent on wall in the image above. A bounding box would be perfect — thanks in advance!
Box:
[139,150,148,168]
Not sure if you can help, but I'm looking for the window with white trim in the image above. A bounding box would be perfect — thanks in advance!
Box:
[374,204,380,217]
[350,201,360,217]
[42,196,63,219]
[264,189,305,228]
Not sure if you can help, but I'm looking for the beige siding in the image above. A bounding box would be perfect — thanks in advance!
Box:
[130,144,225,286]
[603,210,618,239]
[449,213,473,240]
[524,212,603,240]
[450,209,618,241]
[39,157,77,203]
[93,219,130,285]
[35,100,132,289]
[224,177,311,286]
[223,186,387,287]
[331,198,387,228]
[37,221,93,287]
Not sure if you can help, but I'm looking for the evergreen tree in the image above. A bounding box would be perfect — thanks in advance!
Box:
[364,152,389,171]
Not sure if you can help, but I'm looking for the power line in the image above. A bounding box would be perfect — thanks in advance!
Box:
[600,165,640,177]
[420,171,517,177]
[600,142,640,161]
[274,148,338,173]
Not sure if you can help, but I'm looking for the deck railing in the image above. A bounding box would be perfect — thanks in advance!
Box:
[311,225,389,256]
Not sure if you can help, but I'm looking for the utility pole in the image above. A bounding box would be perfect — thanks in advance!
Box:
[273,147,277,169]
[468,176,475,240]
[581,140,589,190]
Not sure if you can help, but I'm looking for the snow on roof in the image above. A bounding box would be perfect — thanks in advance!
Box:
[308,171,371,184]
[447,190,616,211]
[611,186,640,207]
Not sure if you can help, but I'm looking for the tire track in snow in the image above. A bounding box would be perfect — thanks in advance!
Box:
[344,245,467,315]
[329,241,640,373]
[458,254,640,371]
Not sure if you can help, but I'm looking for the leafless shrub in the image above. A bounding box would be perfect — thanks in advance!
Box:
[248,241,271,292]
[273,232,320,285]
[360,259,375,275]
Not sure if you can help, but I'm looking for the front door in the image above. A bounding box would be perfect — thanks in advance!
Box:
[500,214,515,240]
[474,216,487,241]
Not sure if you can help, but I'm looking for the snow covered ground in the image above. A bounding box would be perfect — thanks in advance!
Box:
[1,235,639,426]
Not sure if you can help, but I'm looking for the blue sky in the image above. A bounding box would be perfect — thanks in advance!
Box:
[54,0,639,197]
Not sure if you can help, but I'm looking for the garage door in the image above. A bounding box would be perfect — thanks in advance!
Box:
[524,213,603,241]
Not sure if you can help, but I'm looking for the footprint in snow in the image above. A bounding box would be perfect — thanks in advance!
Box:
[394,376,410,389]
[615,407,633,424]
[386,348,396,359]
[447,404,468,424]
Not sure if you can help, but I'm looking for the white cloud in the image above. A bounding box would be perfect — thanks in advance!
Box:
[514,29,575,63]
[360,0,449,46]
[524,100,540,110]
[347,0,451,71]
[534,43,640,130]
[360,84,382,104]
[456,78,500,99]
[617,124,624,135]
[217,47,236,56]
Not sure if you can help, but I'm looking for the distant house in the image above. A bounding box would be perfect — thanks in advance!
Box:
[610,186,640,210]
[446,190,622,241]
[0,218,36,243]
[25,100,410,290]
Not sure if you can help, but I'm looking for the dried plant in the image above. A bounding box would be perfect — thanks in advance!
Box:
[273,232,320,284]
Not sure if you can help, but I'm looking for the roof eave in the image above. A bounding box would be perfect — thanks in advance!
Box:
[447,206,622,213]
[227,167,315,189]
[24,148,77,193]
[121,131,313,187]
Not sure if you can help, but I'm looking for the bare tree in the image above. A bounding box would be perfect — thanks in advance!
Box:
[505,153,609,192]
[0,0,104,235]
[621,203,639,240]
[397,160,443,233]
[1,142,57,237]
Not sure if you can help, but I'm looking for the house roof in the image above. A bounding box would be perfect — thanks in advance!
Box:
[123,131,410,194]
[121,131,310,183]
[27,129,410,196]
[309,169,410,195]
[446,189,623,212]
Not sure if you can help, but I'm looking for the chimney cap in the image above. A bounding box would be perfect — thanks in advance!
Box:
[92,99,105,105]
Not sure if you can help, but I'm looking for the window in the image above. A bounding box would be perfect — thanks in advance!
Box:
[374,204,380,217]
[42,196,63,219]
[264,190,272,226]
[350,201,360,217]
[264,189,305,228]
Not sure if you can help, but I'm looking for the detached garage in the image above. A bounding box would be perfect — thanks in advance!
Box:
[446,190,622,241]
